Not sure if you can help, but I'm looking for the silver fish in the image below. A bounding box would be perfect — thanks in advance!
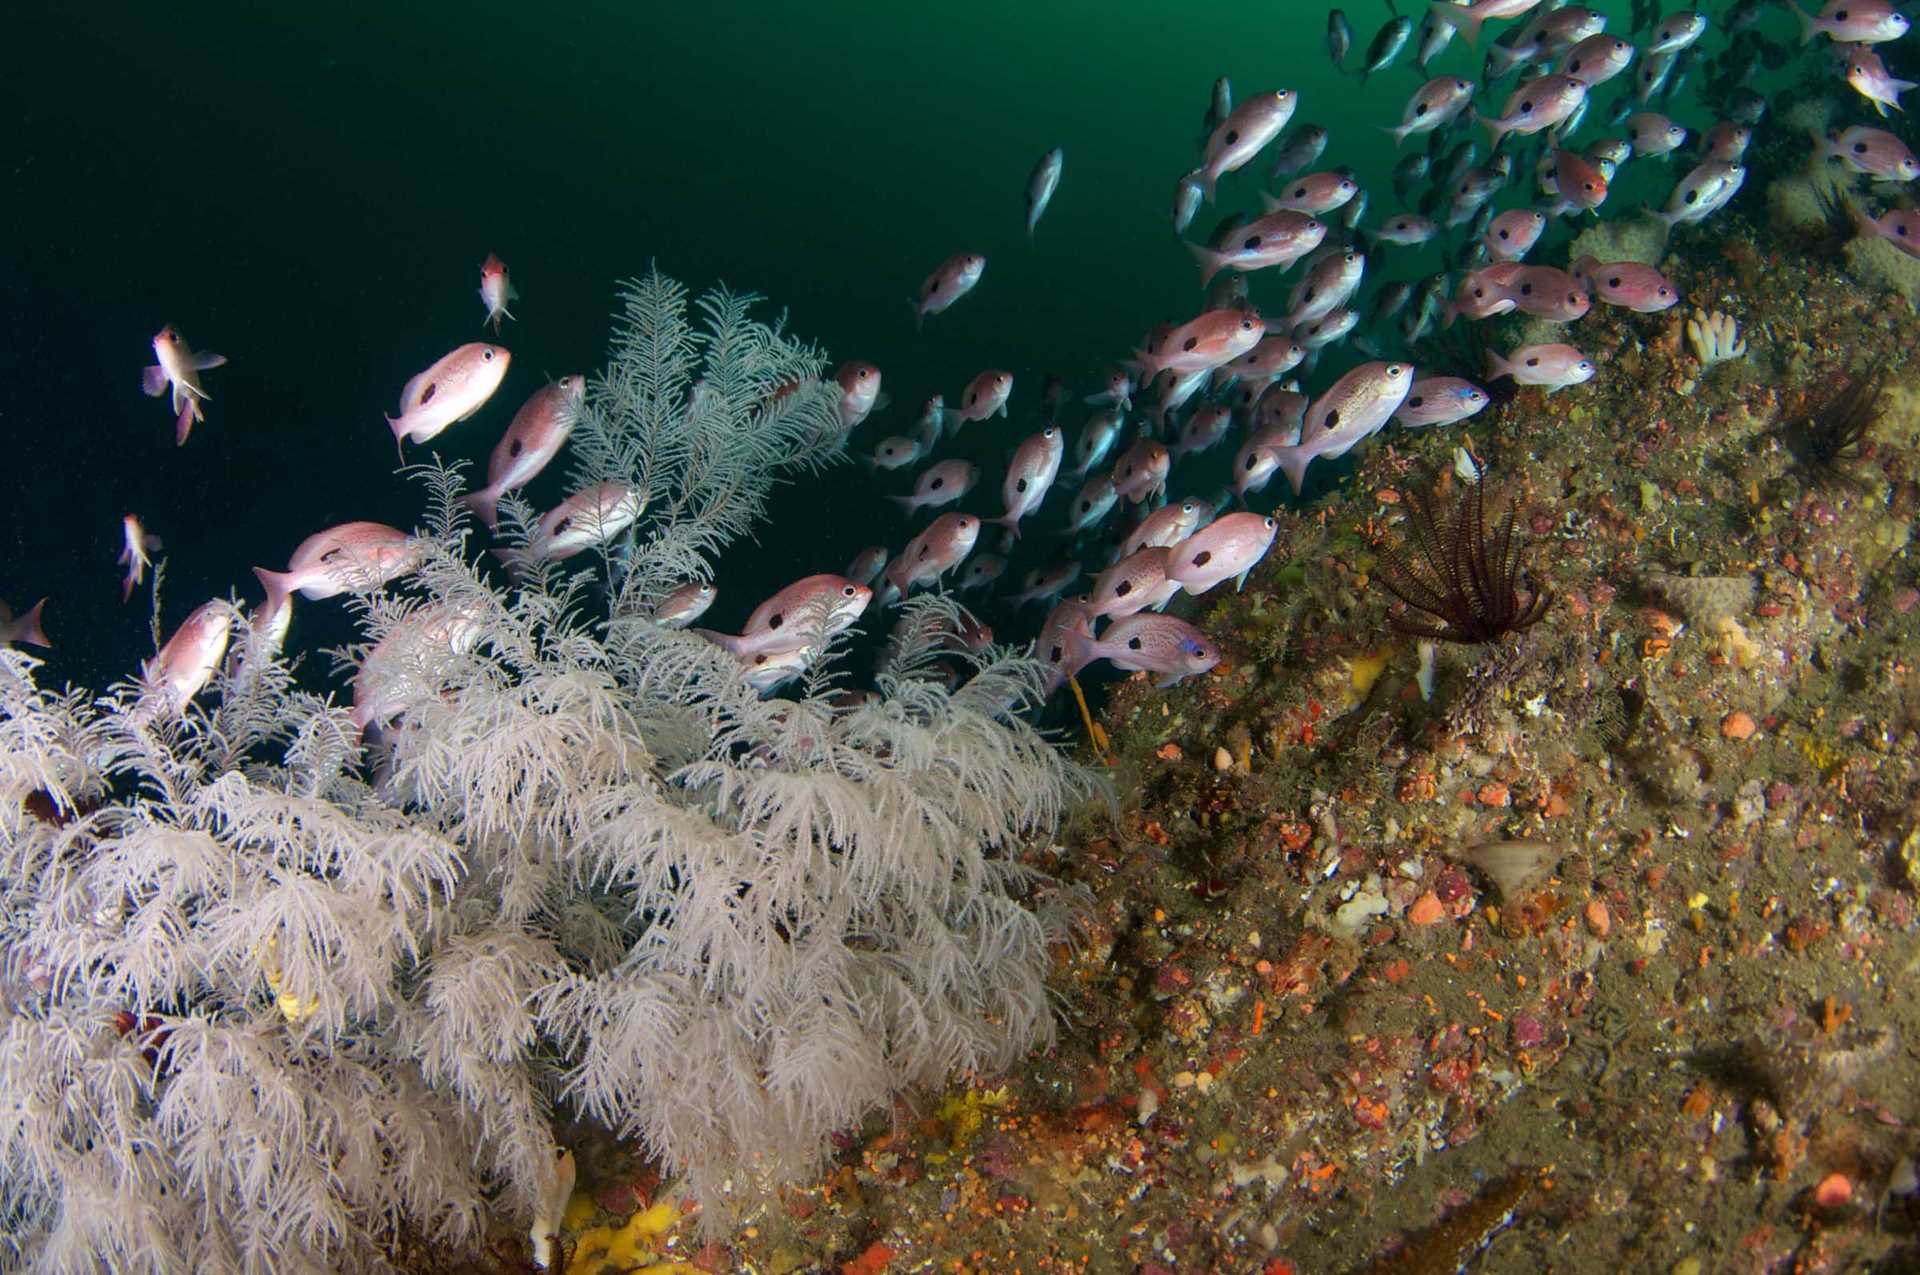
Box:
[1026,147,1064,238]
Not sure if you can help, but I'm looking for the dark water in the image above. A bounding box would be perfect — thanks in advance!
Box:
[2,0,1771,693]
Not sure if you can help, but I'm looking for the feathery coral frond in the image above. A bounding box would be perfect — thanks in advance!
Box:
[1375,465,1552,644]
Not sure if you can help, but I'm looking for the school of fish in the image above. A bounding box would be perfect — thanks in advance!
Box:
[6,0,1913,718]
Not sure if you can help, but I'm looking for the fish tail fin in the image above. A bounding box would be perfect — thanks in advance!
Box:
[1796,4,1818,43]
[174,398,201,447]
[1431,2,1484,46]
[462,486,503,532]
[1485,349,1514,382]
[1265,444,1313,497]
[252,566,295,622]
[5,598,50,648]
[1186,241,1226,288]
[689,628,748,656]
[886,493,919,514]
[909,298,925,333]
[193,352,227,371]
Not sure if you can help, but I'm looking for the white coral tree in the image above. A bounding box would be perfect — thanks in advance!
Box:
[0,269,1098,1272]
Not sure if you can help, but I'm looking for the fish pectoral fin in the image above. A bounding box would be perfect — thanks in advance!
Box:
[142,365,169,397]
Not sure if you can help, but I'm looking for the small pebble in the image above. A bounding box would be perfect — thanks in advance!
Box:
[1407,891,1445,925]
[1720,710,1757,741]
[1814,1172,1853,1209]
[1585,899,1612,937]
[1213,746,1233,772]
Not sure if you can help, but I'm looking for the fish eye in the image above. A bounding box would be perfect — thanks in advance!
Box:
[482,349,495,360]
[842,585,856,597]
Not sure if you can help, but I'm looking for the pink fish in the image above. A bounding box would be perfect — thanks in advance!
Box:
[1191,90,1297,201]
[1265,171,1361,215]
[1065,474,1118,534]
[254,522,421,617]
[1036,596,1099,693]
[1122,499,1210,558]
[1701,122,1754,162]
[1445,262,1527,325]
[118,514,162,604]
[1821,126,1920,181]
[651,581,717,628]
[1089,547,1179,620]
[952,369,1014,426]
[1646,11,1708,55]
[1268,361,1414,494]
[1188,209,1326,286]
[0,598,49,648]
[1484,209,1548,261]
[1084,366,1136,412]
[1487,343,1596,393]
[1572,257,1680,311]
[1651,161,1746,227]
[1135,309,1266,381]
[885,512,981,599]
[866,436,923,471]
[1843,47,1916,116]
[915,252,986,330]
[958,554,1007,593]
[387,342,510,449]
[1493,2,1604,68]
[1512,266,1591,321]
[1483,74,1587,147]
[1429,0,1548,47]
[1171,404,1235,460]
[1373,213,1441,246]
[1395,377,1491,427]
[1072,408,1124,476]
[991,426,1065,538]
[694,574,872,658]
[1387,77,1476,147]
[845,546,889,587]
[1296,306,1358,350]
[1283,248,1367,328]
[1852,203,1920,258]
[1627,112,1689,156]
[478,254,517,334]
[1550,148,1610,214]
[891,458,979,515]
[142,325,227,446]
[1146,366,1212,428]
[1067,613,1221,688]
[464,376,584,530]
[1166,512,1279,594]
[1109,438,1171,504]
[1218,335,1307,390]
[350,601,486,734]
[1559,33,1634,86]
[1008,560,1082,609]
[497,483,646,571]
[833,361,884,430]
[144,600,232,714]
[1232,427,1288,501]
[1800,0,1909,43]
